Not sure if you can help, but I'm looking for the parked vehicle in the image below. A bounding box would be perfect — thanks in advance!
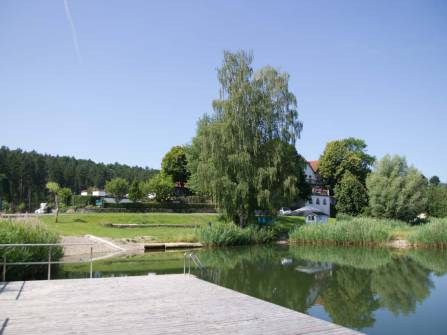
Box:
[279,207,292,216]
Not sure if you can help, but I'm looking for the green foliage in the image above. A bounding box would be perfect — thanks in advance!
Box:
[161,146,190,185]
[334,171,368,216]
[0,146,158,212]
[128,180,144,202]
[188,50,308,226]
[429,175,441,186]
[318,137,375,192]
[143,173,174,202]
[427,184,447,218]
[58,187,73,206]
[0,218,63,280]
[408,218,447,248]
[366,155,428,222]
[289,217,394,245]
[72,195,99,207]
[197,221,275,246]
[105,177,129,203]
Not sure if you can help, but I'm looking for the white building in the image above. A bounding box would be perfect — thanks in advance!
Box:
[92,189,107,197]
[80,190,89,196]
[305,188,331,216]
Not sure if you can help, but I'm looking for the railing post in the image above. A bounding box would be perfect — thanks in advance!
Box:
[47,246,52,280]
[2,255,6,282]
[90,246,93,279]
[188,254,191,275]
[183,253,186,275]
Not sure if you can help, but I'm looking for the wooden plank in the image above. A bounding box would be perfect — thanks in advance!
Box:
[0,275,362,335]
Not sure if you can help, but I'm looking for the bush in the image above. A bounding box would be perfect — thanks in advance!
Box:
[72,195,100,207]
[408,218,447,248]
[197,222,275,246]
[289,217,394,246]
[0,218,63,280]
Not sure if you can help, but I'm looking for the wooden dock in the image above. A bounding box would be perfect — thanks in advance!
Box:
[0,275,361,334]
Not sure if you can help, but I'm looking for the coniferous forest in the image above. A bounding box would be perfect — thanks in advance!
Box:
[0,146,158,211]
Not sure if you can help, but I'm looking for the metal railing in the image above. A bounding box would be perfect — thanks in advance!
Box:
[0,243,95,282]
[183,252,206,275]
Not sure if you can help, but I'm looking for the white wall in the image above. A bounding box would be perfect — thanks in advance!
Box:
[306,195,330,216]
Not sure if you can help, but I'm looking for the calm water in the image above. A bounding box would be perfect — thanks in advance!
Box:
[57,245,447,334]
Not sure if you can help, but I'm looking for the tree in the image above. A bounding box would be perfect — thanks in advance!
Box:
[143,173,174,202]
[128,180,144,202]
[427,184,447,218]
[161,146,190,186]
[188,50,308,226]
[429,175,441,186]
[46,182,60,222]
[366,155,428,221]
[334,171,368,216]
[58,187,73,206]
[105,178,129,204]
[318,138,375,193]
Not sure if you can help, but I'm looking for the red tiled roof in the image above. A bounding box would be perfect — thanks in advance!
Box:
[309,160,320,173]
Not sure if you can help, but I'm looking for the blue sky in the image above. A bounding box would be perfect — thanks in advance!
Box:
[1,0,446,180]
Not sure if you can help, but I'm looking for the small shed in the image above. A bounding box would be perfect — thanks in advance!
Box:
[292,206,329,224]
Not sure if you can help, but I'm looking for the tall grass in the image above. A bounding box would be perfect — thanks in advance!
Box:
[197,222,275,246]
[289,217,395,246]
[0,218,63,280]
[407,218,447,248]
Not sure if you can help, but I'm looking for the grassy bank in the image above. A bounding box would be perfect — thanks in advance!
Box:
[289,217,396,246]
[39,213,305,243]
[289,216,447,248]
[0,218,63,280]
[40,213,220,242]
[408,218,447,248]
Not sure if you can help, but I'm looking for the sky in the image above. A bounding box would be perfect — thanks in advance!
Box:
[0,0,446,180]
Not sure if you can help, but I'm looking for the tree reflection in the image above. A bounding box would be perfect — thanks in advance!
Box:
[371,257,432,315]
[196,245,439,331]
[321,267,379,329]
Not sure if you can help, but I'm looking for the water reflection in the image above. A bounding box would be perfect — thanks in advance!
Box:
[197,245,447,332]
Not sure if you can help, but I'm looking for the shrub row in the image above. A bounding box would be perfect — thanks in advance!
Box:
[102,202,216,213]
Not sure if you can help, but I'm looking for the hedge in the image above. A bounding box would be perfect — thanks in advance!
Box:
[102,202,216,213]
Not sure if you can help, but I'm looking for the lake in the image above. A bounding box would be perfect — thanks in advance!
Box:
[58,244,447,334]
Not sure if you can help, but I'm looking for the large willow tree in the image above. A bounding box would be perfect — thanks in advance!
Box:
[188,51,308,226]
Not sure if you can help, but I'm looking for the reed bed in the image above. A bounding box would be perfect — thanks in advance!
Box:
[197,222,275,246]
[0,217,63,280]
[408,218,447,248]
[289,217,395,246]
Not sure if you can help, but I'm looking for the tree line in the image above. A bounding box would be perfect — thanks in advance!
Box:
[0,146,158,211]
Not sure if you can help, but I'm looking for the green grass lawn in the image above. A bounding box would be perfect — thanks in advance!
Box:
[39,213,306,242]
[40,213,220,241]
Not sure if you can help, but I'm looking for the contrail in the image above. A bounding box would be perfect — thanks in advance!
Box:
[63,0,82,63]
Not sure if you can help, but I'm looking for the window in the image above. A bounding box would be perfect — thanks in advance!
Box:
[316,198,320,205]
[308,198,313,205]
[323,198,327,205]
